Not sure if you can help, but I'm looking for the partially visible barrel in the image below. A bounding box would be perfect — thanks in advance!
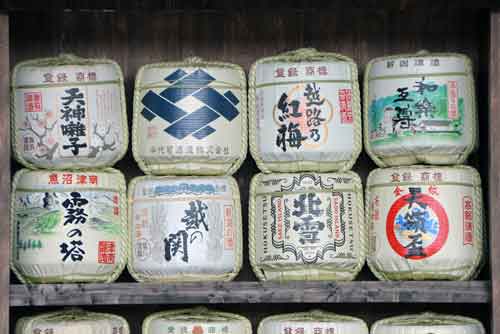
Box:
[16,309,129,334]
[249,48,362,173]
[12,54,128,169]
[128,176,242,282]
[249,172,365,281]
[371,313,485,334]
[366,165,483,280]
[143,307,251,334]
[11,169,127,283]
[364,51,476,167]
[258,310,368,334]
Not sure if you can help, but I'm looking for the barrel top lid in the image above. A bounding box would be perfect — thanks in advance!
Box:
[183,56,204,65]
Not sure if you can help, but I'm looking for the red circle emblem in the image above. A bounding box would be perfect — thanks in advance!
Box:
[386,192,449,260]
[192,326,204,334]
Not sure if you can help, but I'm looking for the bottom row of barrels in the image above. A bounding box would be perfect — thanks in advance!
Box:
[16,308,485,334]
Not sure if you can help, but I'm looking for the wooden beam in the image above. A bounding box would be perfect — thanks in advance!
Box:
[0,13,9,334]
[491,11,500,334]
[10,281,490,306]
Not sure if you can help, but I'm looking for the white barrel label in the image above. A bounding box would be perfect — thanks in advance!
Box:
[130,177,239,279]
[149,321,238,334]
[367,167,482,280]
[13,62,126,168]
[258,312,368,334]
[12,170,126,282]
[366,55,474,156]
[134,64,246,174]
[17,311,129,334]
[255,62,355,162]
[253,173,361,265]
[385,186,449,259]
[276,322,345,334]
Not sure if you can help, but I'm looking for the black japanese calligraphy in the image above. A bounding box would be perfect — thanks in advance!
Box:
[181,200,209,231]
[403,187,428,257]
[276,123,307,152]
[390,77,439,135]
[292,193,325,245]
[164,230,189,262]
[275,83,327,152]
[62,192,89,225]
[60,88,87,156]
[414,76,438,95]
[164,200,210,263]
[59,191,88,262]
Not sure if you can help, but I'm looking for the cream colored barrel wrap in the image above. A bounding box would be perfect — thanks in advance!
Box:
[11,169,127,283]
[12,54,128,169]
[15,309,130,334]
[249,48,362,173]
[132,57,247,175]
[128,176,242,282]
[143,307,252,334]
[249,172,365,281]
[364,52,477,167]
[366,166,483,280]
[371,313,485,334]
[258,310,368,334]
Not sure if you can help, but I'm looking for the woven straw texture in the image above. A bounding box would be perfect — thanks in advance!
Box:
[371,312,485,334]
[258,310,368,334]
[16,309,130,334]
[143,307,252,334]
[366,165,484,280]
[127,175,242,282]
[10,168,128,283]
[132,57,247,176]
[363,51,477,167]
[249,171,366,281]
[11,53,128,169]
[249,48,362,173]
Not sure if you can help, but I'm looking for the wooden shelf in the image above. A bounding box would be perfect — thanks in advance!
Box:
[10,281,491,306]
[1,3,499,333]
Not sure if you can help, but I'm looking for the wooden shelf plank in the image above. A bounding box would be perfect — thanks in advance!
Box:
[0,13,9,334]
[489,10,500,334]
[10,281,490,306]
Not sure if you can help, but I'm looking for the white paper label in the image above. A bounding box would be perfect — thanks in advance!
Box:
[14,64,125,168]
[131,178,238,277]
[368,168,479,273]
[255,61,355,163]
[135,66,244,164]
[253,173,361,266]
[148,320,245,334]
[367,56,473,156]
[13,171,125,280]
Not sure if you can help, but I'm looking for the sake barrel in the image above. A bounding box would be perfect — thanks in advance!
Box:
[11,169,127,283]
[371,313,485,334]
[16,309,130,334]
[249,172,365,281]
[364,51,477,167]
[128,176,242,282]
[132,57,247,175]
[143,307,251,334]
[258,310,368,334]
[249,48,362,173]
[12,54,128,169]
[142,307,252,334]
[366,165,483,280]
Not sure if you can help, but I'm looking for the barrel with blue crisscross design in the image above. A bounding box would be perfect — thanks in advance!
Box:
[132,57,247,176]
